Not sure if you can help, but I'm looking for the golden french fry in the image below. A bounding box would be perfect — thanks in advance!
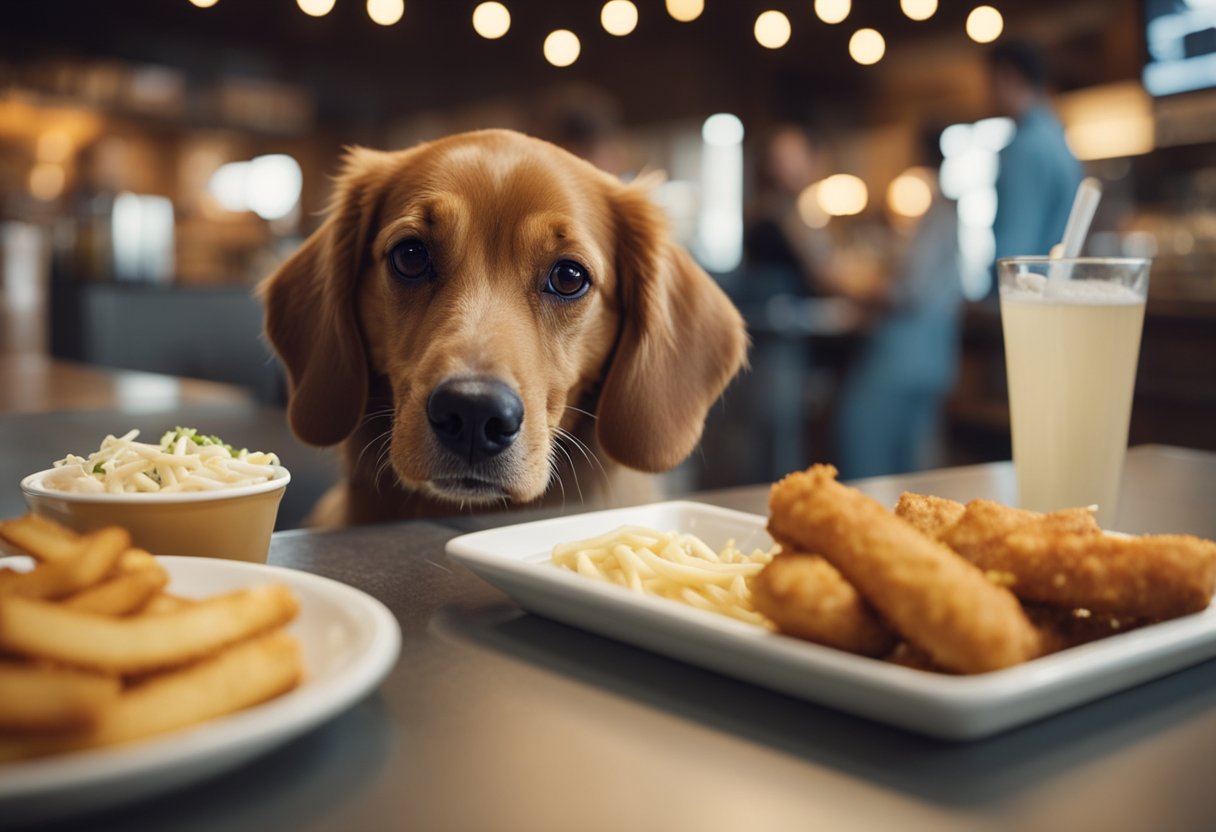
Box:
[0,515,82,562]
[0,663,121,732]
[0,584,299,674]
[0,527,130,601]
[137,593,197,615]
[63,569,169,616]
[0,630,302,762]
[115,547,162,577]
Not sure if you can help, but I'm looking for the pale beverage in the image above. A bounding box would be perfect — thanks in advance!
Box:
[998,258,1150,529]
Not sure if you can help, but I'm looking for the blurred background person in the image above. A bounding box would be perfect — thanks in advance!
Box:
[835,126,962,479]
[988,38,1083,265]
[744,124,834,298]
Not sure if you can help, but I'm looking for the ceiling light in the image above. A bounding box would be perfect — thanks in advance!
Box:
[754,11,791,49]
[601,0,638,36]
[472,2,511,39]
[544,29,581,67]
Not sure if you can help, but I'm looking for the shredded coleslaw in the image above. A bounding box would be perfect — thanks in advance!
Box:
[45,428,281,494]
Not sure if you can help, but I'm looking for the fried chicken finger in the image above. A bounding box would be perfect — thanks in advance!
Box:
[750,553,896,657]
[768,466,1041,674]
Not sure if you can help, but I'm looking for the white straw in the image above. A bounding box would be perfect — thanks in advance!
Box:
[1047,177,1102,292]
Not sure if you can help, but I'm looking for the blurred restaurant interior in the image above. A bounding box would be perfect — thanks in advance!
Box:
[1,0,1214,526]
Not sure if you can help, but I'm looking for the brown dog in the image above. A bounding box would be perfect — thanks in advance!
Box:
[261,129,747,527]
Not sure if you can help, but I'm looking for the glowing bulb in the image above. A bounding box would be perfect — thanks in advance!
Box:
[702,113,744,146]
[601,0,637,36]
[887,169,934,218]
[472,2,511,39]
[188,0,219,7]
[754,11,791,49]
[815,174,868,217]
[966,6,1003,43]
[544,29,581,67]
[29,163,65,202]
[848,28,885,66]
[297,0,335,16]
[814,0,850,25]
[900,0,937,20]
[666,0,703,23]
[367,0,403,26]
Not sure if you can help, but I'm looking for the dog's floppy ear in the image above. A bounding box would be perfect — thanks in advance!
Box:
[259,147,392,447]
[596,184,748,472]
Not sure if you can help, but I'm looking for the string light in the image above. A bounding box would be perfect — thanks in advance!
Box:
[814,0,850,25]
[966,6,1003,43]
[900,0,937,21]
[754,10,791,49]
[367,0,403,26]
[472,2,511,39]
[666,0,703,23]
[849,28,885,65]
[544,29,581,67]
[297,0,335,16]
[187,0,219,7]
[601,0,638,36]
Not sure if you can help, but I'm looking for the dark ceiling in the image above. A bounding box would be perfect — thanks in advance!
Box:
[1,0,1139,129]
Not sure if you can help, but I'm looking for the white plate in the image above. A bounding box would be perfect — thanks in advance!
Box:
[0,556,401,825]
[446,501,1216,741]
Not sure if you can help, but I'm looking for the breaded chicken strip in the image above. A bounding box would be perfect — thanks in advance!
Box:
[893,493,967,539]
[1024,604,1145,655]
[750,553,896,657]
[949,517,1216,619]
[768,466,1040,674]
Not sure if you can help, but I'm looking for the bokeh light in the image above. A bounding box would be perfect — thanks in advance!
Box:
[887,168,934,218]
[900,0,937,21]
[544,29,581,67]
[797,185,830,229]
[601,0,638,36]
[297,0,336,17]
[966,6,1003,43]
[754,11,791,49]
[666,0,704,23]
[848,28,885,65]
[472,2,511,39]
[816,174,868,216]
[29,164,65,201]
[367,0,404,26]
[814,0,850,25]
[702,113,744,146]
[187,0,219,7]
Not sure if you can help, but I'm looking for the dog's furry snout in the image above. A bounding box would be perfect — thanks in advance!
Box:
[426,377,524,465]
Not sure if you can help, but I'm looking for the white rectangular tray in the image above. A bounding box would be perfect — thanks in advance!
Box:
[445,501,1216,740]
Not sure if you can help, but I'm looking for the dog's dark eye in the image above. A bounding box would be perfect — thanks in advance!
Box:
[388,239,433,282]
[544,260,591,300]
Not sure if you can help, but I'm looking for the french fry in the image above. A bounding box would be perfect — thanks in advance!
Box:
[0,663,120,732]
[115,547,162,577]
[0,584,299,674]
[63,569,169,616]
[0,630,302,762]
[0,515,82,562]
[0,527,130,601]
[138,593,197,615]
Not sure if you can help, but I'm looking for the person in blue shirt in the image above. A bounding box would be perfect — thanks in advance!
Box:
[988,40,1083,264]
[835,127,963,479]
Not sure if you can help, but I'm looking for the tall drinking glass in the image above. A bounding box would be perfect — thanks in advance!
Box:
[997,257,1151,529]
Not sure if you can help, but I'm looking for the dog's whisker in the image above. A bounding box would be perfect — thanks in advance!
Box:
[355,426,394,472]
[562,405,598,421]
[553,434,584,505]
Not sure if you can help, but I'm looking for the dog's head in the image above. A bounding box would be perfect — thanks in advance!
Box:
[261,129,746,505]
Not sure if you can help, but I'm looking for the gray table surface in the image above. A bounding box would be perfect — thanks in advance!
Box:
[24,445,1216,832]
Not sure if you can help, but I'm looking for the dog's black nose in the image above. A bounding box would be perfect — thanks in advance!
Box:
[427,377,524,464]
